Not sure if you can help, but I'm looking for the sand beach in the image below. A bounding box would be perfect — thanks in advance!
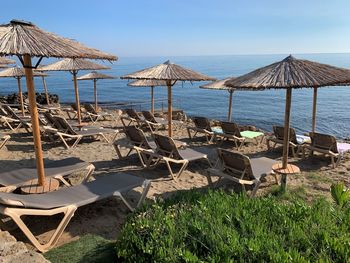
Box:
[1,109,349,250]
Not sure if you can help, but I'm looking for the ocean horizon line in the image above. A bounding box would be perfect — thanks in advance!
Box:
[116,51,350,59]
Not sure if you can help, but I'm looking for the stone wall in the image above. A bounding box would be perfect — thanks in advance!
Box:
[0,230,49,263]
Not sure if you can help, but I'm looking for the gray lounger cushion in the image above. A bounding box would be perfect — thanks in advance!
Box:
[250,157,277,180]
[0,158,90,186]
[0,173,149,209]
[77,128,117,136]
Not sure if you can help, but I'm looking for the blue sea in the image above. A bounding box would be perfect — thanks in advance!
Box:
[1,53,350,138]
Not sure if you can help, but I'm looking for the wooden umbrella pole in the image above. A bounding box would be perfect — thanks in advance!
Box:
[23,55,45,186]
[312,86,318,133]
[17,77,25,116]
[72,71,82,124]
[94,79,98,112]
[42,76,50,106]
[151,86,155,114]
[281,88,292,191]
[227,90,234,121]
[167,80,172,137]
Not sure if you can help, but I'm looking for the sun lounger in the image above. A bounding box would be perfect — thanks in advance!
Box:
[187,116,215,143]
[24,101,61,114]
[0,173,151,252]
[266,126,310,157]
[0,158,95,192]
[142,110,183,133]
[61,104,79,120]
[0,133,10,150]
[0,107,22,130]
[43,112,96,131]
[207,148,278,196]
[45,116,118,149]
[114,126,186,167]
[141,110,168,132]
[1,105,32,132]
[214,121,265,149]
[303,132,350,168]
[114,126,156,166]
[83,103,113,122]
[153,134,211,180]
[120,108,146,128]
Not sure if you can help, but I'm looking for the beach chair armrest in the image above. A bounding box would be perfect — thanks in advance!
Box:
[161,156,187,164]
[207,168,256,185]
[57,132,80,139]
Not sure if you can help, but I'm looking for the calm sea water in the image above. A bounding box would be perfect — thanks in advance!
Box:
[1,53,350,138]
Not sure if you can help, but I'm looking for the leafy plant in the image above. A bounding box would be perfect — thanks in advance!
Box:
[116,190,350,262]
[331,183,350,208]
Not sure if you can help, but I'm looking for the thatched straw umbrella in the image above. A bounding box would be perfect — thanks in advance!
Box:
[0,19,116,190]
[40,59,110,124]
[0,67,47,116]
[77,71,114,111]
[225,55,350,190]
[0,57,15,68]
[0,57,15,65]
[121,60,215,137]
[200,78,235,121]
[127,79,167,114]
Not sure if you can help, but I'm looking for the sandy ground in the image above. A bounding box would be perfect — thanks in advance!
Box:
[0,109,350,251]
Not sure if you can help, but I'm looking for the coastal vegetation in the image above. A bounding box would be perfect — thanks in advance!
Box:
[115,188,350,262]
[46,183,350,263]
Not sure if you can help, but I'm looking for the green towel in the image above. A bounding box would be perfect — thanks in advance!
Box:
[212,126,223,134]
[240,130,264,139]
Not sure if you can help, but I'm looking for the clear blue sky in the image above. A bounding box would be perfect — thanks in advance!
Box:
[2,0,349,57]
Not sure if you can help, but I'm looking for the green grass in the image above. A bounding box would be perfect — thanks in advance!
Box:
[306,172,333,184]
[268,184,308,201]
[44,185,350,262]
[116,190,350,262]
[44,234,115,263]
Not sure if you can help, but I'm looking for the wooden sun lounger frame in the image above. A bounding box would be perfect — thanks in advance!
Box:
[215,122,265,149]
[120,109,146,128]
[1,105,32,132]
[186,117,215,143]
[302,132,347,168]
[45,126,117,149]
[0,177,151,252]
[113,126,161,168]
[44,116,118,149]
[142,111,167,133]
[0,162,95,193]
[0,134,10,150]
[83,104,113,123]
[207,148,278,197]
[152,134,211,180]
[0,116,22,131]
[266,126,303,157]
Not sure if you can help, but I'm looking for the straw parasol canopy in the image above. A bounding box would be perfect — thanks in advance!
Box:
[0,56,15,68]
[0,57,15,64]
[121,60,215,136]
[0,57,15,68]
[0,67,47,115]
[128,79,167,114]
[40,58,110,123]
[0,20,117,60]
[200,77,235,121]
[0,19,117,189]
[225,55,350,190]
[77,71,114,111]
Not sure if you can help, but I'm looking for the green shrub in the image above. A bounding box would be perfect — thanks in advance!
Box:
[116,190,350,262]
[331,183,350,208]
